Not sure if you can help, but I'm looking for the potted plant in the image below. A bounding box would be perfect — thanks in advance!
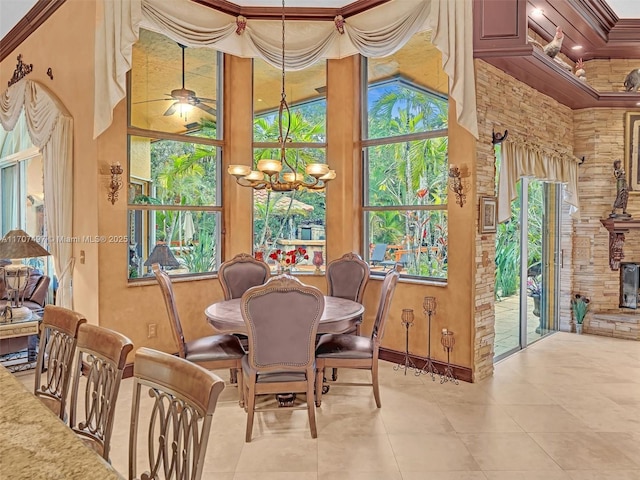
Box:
[571,293,590,334]
[527,275,542,317]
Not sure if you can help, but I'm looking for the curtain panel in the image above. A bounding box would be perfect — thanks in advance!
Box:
[94,0,478,140]
[497,139,580,224]
[0,80,75,309]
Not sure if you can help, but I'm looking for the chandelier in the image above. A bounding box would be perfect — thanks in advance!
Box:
[227,0,336,191]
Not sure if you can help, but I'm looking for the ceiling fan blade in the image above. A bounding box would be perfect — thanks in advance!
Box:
[194,97,217,104]
[163,102,178,116]
[194,103,216,116]
[133,98,173,104]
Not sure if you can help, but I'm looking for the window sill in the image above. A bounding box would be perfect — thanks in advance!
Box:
[127,272,219,287]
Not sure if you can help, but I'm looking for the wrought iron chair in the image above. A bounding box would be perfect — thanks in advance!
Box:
[34,305,87,420]
[129,347,225,480]
[240,275,324,442]
[153,263,245,405]
[315,267,400,408]
[68,324,134,460]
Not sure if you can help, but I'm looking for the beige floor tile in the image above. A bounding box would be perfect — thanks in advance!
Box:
[599,432,640,467]
[379,396,454,434]
[388,432,481,472]
[459,432,561,471]
[318,471,402,480]
[317,434,399,473]
[530,432,637,470]
[502,405,591,432]
[483,472,571,480]
[440,404,524,433]
[402,473,488,480]
[569,404,640,432]
[565,470,640,480]
[235,435,318,472]
[234,473,317,480]
[481,382,558,405]
[316,411,386,436]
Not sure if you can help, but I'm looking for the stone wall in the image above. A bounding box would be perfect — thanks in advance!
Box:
[474,60,575,380]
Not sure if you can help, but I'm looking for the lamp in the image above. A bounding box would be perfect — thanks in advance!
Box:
[227,0,336,192]
[108,162,123,205]
[143,243,180,270]
[448,165,465,207]
[0,229,51,320]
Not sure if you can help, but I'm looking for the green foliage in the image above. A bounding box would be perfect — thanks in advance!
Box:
[180,230,216,273]
[571,294,590,324]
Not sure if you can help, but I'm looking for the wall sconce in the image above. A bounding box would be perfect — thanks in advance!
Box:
[448,165,466,208]
[108,162,123,205]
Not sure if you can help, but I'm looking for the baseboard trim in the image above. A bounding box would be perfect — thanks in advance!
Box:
[124,349,473,383]
[379,347,472,383]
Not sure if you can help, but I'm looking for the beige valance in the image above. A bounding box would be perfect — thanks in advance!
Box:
[0,80,75,309]
[94,0,478,140]
[497,139,581,223]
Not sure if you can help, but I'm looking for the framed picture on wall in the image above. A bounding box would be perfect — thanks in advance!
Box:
[625,111,640,193]
[479,196,497,234]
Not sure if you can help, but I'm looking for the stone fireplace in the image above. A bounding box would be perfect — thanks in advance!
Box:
[620,262,639,310]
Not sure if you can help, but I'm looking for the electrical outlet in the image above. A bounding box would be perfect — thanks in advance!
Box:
[148,323,157,338]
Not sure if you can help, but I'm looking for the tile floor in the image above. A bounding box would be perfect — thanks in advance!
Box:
[494,294,548,358]
[14,332,640,479]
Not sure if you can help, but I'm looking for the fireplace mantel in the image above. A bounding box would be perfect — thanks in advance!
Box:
[600,218,640,270]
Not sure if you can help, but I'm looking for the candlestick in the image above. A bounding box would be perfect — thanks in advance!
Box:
[394,309,419,375]
[416,296,439,380]
[440,329,458,384]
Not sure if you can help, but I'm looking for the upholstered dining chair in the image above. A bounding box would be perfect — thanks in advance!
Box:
[34,305,87,420]
[326,252,369,334]
[315,266,400,408]
[68,323,133,461]
[325,252,370,380]
[218,252,271,363]
[129,347,226,480]
[240,275,324,442]
[152,263,245,404]
[218,252,271,300]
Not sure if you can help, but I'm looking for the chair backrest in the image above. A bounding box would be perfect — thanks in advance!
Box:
[152,263,187,358]
[219,253,271,300]
[34,305,87,420]
[69,324,134,460]
[371,267,400,344]
[129,347,225,480]
[370,244,387,264]
[326,252,369,303]
[241,275,324,371]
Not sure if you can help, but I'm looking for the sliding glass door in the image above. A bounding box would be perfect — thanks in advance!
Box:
[494,178,560,360]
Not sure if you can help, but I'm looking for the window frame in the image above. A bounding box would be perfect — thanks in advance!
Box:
[361,55,449,282]
[126,39,224,281]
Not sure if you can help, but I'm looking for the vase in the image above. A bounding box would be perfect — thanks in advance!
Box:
[313,250,324,274]
[532,294,541,317]
[576,323,583,334]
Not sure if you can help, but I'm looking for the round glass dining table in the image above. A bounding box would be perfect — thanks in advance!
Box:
[205,296,364,335]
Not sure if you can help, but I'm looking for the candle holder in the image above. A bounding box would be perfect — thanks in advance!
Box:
[108,162,123,205]
[394,309,419,375]
[440,329,458,384]
[416,296,439,380]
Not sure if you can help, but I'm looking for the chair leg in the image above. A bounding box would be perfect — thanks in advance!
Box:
[315,363,324,407]
[245,378,256,442]
[372,362,381,408]
[306,369,317,439]
[229,368,237,384]
[236,366,244,408]
[331,368,338,381]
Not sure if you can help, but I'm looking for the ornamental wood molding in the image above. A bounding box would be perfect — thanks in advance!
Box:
[600,218,640,271]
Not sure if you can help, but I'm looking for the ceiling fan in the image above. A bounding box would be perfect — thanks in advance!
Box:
[135,43,217,118]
